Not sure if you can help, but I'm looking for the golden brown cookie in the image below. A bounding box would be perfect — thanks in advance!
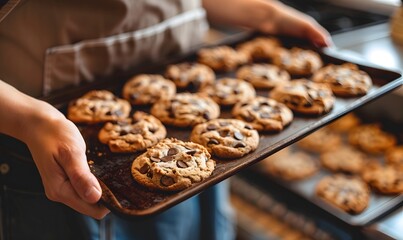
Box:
[236,37,281,60]
[131,138,215,191]
[348,124,396,154]
[232,96,293,132]
[197,45,250,72]
[150,93,220,128]
[316,174,370,214]
[320,146,366,174]
[272,47,323,76]
[270,79,335,115]
[122,74,176,105]
[165,62,215,92]
[361,161,403,194]
[67,90,131,124]
[297,128,342,153]
[200,78,256,106]
[190,119,259,159]
[312,63,372,97]
[386,146,403,168]
[236,64,290,89]
[326,113,361,133]
[264,152,319,181]
[98,112,166,153]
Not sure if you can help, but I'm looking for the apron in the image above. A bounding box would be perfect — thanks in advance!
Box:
[0,0,208,97]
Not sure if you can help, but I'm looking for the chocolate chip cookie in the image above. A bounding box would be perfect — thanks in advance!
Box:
[270,79,335,115]
[326,113,361,133]
[190,119,259,159]
[316,174,370,214]
[165,62,215,92]
[386,146,403,168]
[198,45,250,72]
[150,93,220,127]
[236,37,281,61]
[264,152,319,181]
[348,124,396,154]
[272,47,323,76]
[320,146,366,174]
[361,161,403,194]
[236,64,290,89]
[232,96,293,132]
[131,138,215,191]
[98,111,167,153]
[122,74,176,105]
[68,90,131,124]
[312,63,373,97]
[297,128,342,153]
[200,78,256,106]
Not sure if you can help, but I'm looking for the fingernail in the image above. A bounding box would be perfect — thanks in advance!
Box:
[85,186,101,201]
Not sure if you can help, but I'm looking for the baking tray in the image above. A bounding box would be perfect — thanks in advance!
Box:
[248,113,403,226]
[7,32,402,219]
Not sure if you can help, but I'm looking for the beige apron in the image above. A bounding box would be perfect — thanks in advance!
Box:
[0,0,208,97]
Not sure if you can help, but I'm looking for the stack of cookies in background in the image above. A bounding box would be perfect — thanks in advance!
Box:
[65,35,388,198]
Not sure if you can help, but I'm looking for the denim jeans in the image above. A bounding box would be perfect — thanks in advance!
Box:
[0,157,235,240]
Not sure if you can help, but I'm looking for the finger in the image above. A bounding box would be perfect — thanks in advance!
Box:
[57,144,102,204]
[58,178,110,219]
[304,21,333,47]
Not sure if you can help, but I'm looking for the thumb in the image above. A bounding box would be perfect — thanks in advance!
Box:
[305,22,333,47]
[57,145,102,204]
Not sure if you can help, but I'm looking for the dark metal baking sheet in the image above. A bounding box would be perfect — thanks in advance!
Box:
[45,33,403,219]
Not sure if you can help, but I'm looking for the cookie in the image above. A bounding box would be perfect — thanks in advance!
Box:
[150,93,220,127]
[348,124,396,154]
[197,45,250,71]
[270,79,335,115]
[386,146,403,167]
[236,37,281,60]
[312,63,372,97]
[131,138,215,191]
[272,47,323,76]
[98,111,167,153]
[200,78,256,106]
[316,174,370,214]
[326,113,361,133]
[236,64,290,89]
[232,96,293,132]
[264,152,319,181]
[320,146,366,174]
[361,161,403,194]
[67,90,131,124]
[165,62,215,92]
[122,74,176,105]
[190,119,259,159]
[297,128,342,153]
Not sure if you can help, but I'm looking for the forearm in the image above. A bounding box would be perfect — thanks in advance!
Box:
[0,80,64,142]
[202,0,279,31]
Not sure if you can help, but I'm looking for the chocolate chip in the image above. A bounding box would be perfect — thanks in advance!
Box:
[148,127,157,133]
[139,164,150,174]
[234,132,244,140]
[203,112,211,120]
[219,129,230,137]
[105,110,112,116]
[244,124,253,130]
[303,101,313,107]
[234,142,246,148]
[186,149,197,155]
[241,103,249,107]
[160,175,175,186]
[150,156,160,162]
[208,139,219,145]
[147,171,153,178]
[130,128,142,135]
[169,109,176,118]
[176,160,188,168]
[119,129,129,136]
[207,124,217,131]
[90,106,96,112]
[242,114,255,122]
[168,148,179,156]
[161,155,174,162]
[233,89,241,94]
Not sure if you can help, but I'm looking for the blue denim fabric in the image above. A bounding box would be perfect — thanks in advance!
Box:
[0,179,235,240]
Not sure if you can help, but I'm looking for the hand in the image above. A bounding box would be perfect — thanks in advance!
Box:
[258,1,333,47]
[24,102,110,219]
